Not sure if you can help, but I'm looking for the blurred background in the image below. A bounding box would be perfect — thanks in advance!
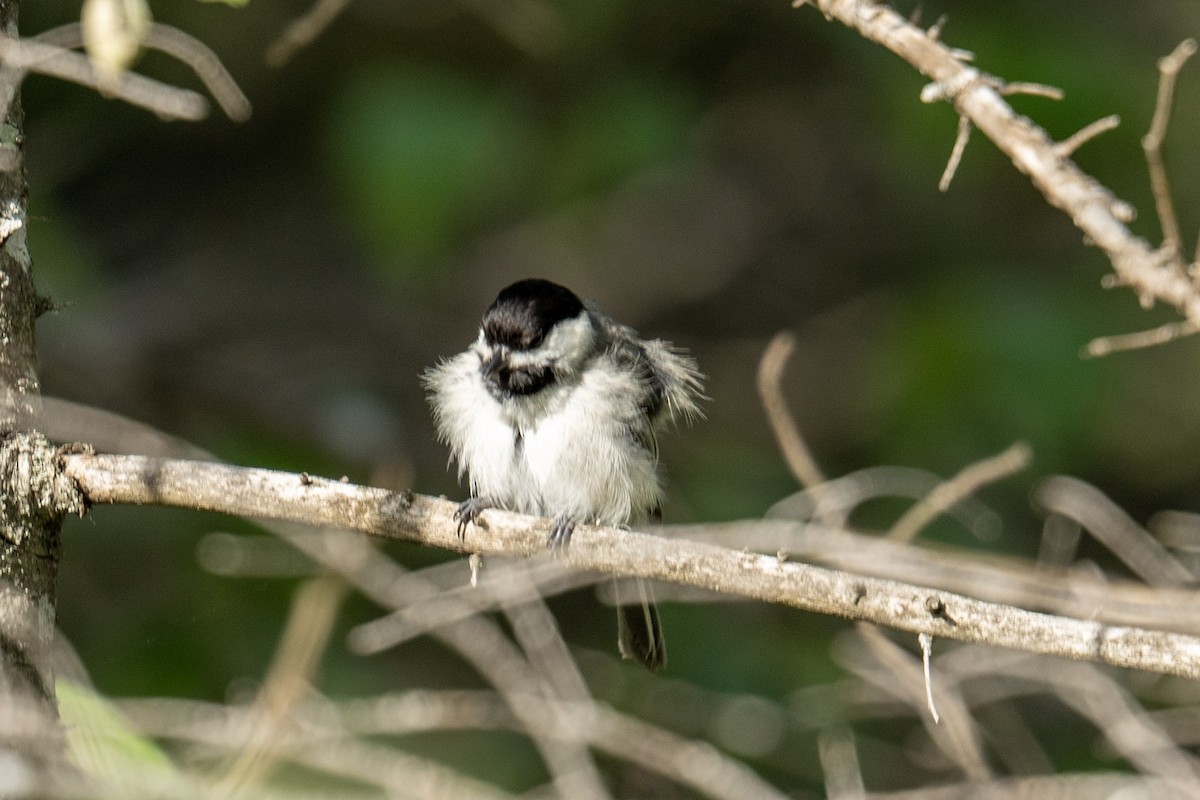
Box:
[20,0,1200,794]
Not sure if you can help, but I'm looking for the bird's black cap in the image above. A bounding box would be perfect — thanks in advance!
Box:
[483,279,585,350]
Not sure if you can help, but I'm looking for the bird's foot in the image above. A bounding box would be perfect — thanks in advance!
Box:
[454,496,492,539]
[547,514,576,551]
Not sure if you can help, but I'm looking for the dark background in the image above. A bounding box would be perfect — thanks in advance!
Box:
[22,0,1200,793]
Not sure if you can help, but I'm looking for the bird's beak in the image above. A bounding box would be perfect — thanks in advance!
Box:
[483,349,505,379]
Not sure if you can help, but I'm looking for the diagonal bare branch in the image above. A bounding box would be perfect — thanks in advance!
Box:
[57,451,1200,681]
[887,441,1031,544]
[799,0,1200,327]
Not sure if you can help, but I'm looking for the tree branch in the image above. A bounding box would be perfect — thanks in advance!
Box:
[886,441,1030,544]
[800,0,1200,324]
[60,452,1200,682]
[756,332,831,517]
[0,33,209,122]
[1142,38,1196,268]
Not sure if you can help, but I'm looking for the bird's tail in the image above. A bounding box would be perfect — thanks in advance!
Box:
[616,577,666,672]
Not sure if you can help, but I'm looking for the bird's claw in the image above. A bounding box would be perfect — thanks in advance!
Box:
[547,515,575,551]
[454,497,491,540]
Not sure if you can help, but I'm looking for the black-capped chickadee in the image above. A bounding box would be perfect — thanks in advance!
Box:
[424,278,704,671]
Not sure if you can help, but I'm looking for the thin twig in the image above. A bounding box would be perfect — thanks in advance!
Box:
[1001,81,1063,100]
[767,465,1002,539]
[1056,114,1121,158]
[1083,319,1199,357]
[887,442,1031,544]
[918,632,940,724]
[850,624,988,778]
[218,576,347,793]
[266,0,353,67]
[1037,513,1082,569]
[756,332,831,517]
[0,33,208,121]
[143,24,251,121]
[500,568,612,800]
[1034,475,1193,586]
[944,648,1200,784]
[0,22,249,124]
[348,558,588,655]
[125,691,792,800]
[852,775,1194,799]
[938,115,972,191]
[971,700,1053,776]
[1142,38,1196,271]
[926,15,948,43]
[280,735,520,799]
[35,23,250,121]
[817,727,865,800]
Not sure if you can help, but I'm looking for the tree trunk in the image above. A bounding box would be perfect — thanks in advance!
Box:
[0,0,76,785]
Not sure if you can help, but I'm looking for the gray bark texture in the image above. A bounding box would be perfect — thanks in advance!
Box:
[0,0,83,789]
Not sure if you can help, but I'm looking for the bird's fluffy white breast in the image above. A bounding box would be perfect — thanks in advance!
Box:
[425,350,537,511]
[521,354,661,524]
[426,346,662,525]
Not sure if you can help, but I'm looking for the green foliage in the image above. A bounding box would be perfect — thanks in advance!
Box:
[674,436,800,521]
[539,77,698,205]
[870,270,1107,476]
[325,65,697,284]
[59,679,177,790]
[326,66,534,281]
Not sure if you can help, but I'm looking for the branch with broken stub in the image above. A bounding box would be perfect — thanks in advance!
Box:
[798,0,1199,354]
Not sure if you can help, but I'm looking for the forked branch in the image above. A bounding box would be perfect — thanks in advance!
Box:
[799,0,1200,326]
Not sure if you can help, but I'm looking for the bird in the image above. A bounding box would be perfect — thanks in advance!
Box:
[423,278,704,670]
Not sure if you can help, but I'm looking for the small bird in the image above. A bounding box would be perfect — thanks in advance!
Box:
[424,278,704,671]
